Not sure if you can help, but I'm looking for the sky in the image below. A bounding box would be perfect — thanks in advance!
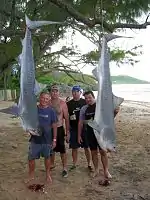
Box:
[51,16,150,82]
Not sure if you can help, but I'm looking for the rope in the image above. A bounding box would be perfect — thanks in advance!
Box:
[100,0,104,34]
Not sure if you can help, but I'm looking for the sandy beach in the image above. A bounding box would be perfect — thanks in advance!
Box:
[0,100,150,200]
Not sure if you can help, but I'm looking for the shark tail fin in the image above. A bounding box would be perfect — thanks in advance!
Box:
[25,15,63,30]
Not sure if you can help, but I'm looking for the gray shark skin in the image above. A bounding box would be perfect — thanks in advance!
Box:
[88,34,129,152]
[18,15,62,136]
[92,65,124,109]
[18,41,44,96]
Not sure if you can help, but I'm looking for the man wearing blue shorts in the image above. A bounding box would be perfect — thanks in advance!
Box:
[67,86,92,171]
[28,92,57,183]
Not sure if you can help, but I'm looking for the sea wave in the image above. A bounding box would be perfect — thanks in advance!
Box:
[93,84,150,103]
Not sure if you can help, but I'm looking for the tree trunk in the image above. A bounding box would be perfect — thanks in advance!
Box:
[3,72,7,101]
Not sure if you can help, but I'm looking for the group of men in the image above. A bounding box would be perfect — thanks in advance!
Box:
[27,84,119,185]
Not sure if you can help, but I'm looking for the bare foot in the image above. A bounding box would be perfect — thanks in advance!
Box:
[104,170,112,179]
[46,175,52,184]
[91,169,99,178]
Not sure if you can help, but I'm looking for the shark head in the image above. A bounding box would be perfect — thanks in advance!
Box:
[94,126,116,152]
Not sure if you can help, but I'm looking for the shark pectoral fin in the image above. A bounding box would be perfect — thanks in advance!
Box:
[113,94,124,109]
[88,120,100,132]
[34,80,41,95]
[0,105,19,116]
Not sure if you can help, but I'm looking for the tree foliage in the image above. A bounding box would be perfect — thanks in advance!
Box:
[0,0,150,89]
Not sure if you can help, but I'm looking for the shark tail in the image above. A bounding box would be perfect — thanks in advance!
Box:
[25,15,63,30]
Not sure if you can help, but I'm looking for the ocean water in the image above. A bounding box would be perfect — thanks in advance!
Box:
[93,84,150,103]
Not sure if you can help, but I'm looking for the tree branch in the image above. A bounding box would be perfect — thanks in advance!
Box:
[49,0,113,32]
[9,0,16,28]
[49,0,150,31]
[113,21,150,29]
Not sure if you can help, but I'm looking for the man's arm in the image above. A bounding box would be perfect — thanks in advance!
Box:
[78,120,83,143]
[62,101,70,137]
[50,108,58,148]
[52,122,57,141]
[78,106,87,143]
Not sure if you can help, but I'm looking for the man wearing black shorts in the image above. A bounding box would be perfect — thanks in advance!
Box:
[78,91,119,185]
[67,86,92,171]
[50,85,70,178]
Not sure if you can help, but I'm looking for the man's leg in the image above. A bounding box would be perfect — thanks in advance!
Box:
[60,152,67,171]
[58,127,68,177]
[60,147,68,177]
[69,130,79,170]
[72,148,78,167]
[60,138,68,177]
[84,148,93,171]
[27,143,41,182]
[91,149,99,176]
[99,149,112,179]
[44,158,52,183]
[81,131,93,171]
[42,144,53,183]
[28,160,35,180]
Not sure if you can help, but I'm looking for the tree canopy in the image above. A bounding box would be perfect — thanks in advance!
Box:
[0,0,150,89]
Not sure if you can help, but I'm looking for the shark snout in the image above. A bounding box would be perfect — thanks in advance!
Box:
[100,127,116,152]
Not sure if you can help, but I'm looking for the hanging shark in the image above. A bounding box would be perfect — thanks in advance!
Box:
[88,34,128,152]
[18,15,63,136]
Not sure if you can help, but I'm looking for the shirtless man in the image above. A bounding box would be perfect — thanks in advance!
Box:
[50,85,70,178]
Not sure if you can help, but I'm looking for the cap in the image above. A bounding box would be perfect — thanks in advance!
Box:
[72,85,81,92]
[50,85,59,91]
